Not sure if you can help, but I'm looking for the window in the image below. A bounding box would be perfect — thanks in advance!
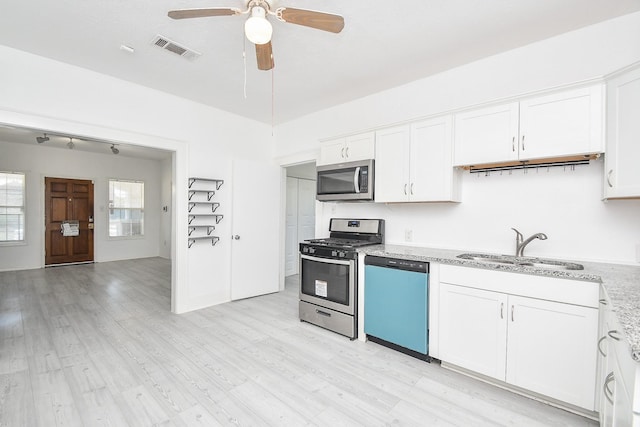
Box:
[109,180,144,237]
[0,172,25,242]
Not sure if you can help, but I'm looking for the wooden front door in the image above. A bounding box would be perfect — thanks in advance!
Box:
[45,177,94,265]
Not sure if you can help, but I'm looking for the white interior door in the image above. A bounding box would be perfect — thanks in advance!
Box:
[297,178,316,245]
[230,159,281,300]
[285,177,298,276]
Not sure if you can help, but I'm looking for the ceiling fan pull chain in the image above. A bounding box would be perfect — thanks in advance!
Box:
[242,31,248,99]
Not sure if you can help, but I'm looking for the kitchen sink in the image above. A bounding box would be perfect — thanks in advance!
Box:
[457,253,584,271]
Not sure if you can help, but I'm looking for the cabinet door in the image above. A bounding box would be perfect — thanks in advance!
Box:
[453,102,519,166]
[506,295,598,410]
[318,137,346,166]
[519,85,603,160]
[344,132,375,162]
[439,283,508,381]
[409,116,460,202]
[374,126,410,202]
[604,67,640,199]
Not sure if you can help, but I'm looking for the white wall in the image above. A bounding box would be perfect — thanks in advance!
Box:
[275,12,640,264]
[159,157,172,259]
[0,141,163,270]
[0,44,276,312]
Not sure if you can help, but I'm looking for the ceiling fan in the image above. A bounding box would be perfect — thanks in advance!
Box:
[167,0,344,71]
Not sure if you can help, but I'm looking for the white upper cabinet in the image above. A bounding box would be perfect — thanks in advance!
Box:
[519,86,603,159]
[604,66,640,199]
[453,103,519,166]
[453,85,604,167]
[318,132,375,166]
[375,116,460,203]
[374,125,410,203]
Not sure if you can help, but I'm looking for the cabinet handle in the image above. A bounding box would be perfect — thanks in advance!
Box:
[512,136,515,152]
[410,183,414,195]
[599,298,608,306]
[345,146,349,158]
[598,335,608,357]
[604,372,615,405]
[404,184,407,195]
[521,135,525,151]
[608,330,621,341]
[500,302,504,319]
[341,147,345,158]
[607,169,614,188]
[511,305,514,322]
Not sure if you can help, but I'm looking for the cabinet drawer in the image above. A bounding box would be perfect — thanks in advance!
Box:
[440,264,598,307]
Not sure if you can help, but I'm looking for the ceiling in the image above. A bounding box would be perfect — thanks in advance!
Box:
[2,0,640,128]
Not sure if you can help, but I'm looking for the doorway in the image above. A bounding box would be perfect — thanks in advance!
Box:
[285,162,316,277]
[44,177,94,265]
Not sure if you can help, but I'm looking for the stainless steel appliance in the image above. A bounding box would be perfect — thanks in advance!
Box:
[316,159,374,201]
[299,218,384,339]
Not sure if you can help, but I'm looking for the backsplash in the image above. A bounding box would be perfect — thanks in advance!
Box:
[319,158,640,264]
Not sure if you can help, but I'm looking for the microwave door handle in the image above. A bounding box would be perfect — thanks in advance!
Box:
[354,167,361,193]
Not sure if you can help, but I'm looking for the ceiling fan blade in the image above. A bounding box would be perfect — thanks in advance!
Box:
[278,7,344,33]
[168,8,240,20]
[256,42,274,71]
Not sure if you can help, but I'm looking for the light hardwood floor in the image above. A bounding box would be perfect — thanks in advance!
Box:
[0,258,597,426]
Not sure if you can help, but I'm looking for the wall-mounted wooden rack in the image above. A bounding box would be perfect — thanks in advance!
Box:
[188,236,220,248]
[463,154,600,174]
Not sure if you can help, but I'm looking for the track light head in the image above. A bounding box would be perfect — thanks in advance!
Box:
[110,144,119,155]
[36,133,49,144]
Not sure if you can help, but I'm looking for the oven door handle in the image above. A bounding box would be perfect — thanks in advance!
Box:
[301,254,353,266]
[353,167,361,193]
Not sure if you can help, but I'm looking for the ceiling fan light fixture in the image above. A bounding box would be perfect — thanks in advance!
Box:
[244,6,272,45]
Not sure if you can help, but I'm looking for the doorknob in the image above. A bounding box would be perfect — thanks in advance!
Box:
[233,235,241,240]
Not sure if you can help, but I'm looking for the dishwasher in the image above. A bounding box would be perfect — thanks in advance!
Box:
[364,255,430,360]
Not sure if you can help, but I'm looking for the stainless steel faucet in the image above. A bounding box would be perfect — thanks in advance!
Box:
[511,228,548,257]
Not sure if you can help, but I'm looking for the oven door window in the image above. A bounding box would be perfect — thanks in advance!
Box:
[317,169,357,195]
[301,258,349,305]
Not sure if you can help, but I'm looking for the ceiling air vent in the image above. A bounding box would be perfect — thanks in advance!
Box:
[151,35,201,60]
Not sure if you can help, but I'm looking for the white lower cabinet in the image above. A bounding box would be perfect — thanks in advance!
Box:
[598,289,640,426]
[438,265,599,411]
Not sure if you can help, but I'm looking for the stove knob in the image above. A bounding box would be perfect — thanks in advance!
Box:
[302,247,308,253]
[309,248,316,254]
[332,250,337,257]
[339,252,346,258]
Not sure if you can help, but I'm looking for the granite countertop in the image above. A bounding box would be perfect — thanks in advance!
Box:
[359,244,640,362]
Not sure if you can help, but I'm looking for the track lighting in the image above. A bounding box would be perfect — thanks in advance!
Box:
[36,133,49,144]
[67,138,75,149]
[110,144,120,155]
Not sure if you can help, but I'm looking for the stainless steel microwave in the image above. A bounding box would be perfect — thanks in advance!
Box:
[316,159,374,201]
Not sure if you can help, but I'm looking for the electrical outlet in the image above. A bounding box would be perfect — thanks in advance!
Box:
[405,229,413,242]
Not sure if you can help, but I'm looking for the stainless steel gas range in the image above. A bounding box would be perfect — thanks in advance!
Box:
[299,218,384,339]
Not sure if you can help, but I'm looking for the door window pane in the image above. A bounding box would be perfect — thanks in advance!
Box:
[108,180,144,237]
[0,172,25,242]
